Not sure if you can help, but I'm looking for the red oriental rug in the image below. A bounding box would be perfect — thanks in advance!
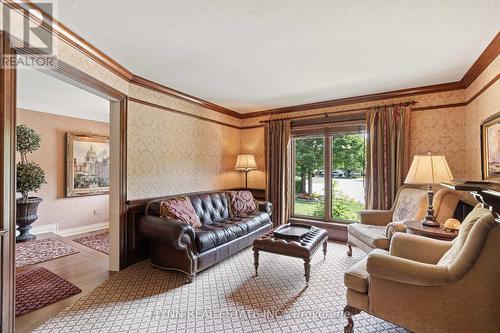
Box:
[16,238,79,268]
[16,267,81,316]
[73,232,109,255]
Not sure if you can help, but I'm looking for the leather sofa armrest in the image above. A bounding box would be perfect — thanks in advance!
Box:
[389,232,452,264]
[258,201,273,216]
[138,215,196,252]
[366,249,452,286]
[359,209,393,226]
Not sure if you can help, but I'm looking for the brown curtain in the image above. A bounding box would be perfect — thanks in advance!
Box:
[264,119,291,226]
[365,105,411,210]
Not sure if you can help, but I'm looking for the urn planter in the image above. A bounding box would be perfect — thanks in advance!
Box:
[16,197,42,242]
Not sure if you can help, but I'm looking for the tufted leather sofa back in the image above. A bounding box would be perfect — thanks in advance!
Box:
[189,192,229,224]
[146,191,230,225]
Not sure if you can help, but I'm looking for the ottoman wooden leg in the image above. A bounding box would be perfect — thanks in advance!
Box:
[347,243,353,257]
[253,249,259,276]
[304,258,311,286]
[322,240,327,259]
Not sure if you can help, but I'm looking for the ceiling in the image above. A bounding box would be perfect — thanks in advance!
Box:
[17,68,110,122]
[52,0,500,113]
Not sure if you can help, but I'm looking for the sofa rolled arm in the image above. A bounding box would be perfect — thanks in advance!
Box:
[359,209,393,226]
[258,201,273,216]
[138,215,196,252]
[366,249,452,286]
[390,232,452,264]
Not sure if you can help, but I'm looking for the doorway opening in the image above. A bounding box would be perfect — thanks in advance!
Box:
[14,66,114,331]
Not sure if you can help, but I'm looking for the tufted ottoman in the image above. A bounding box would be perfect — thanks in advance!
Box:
[252,224,328,286]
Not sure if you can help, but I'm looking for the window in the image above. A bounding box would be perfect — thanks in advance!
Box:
[292,122,366,223]
[293,137,325,218]
[331,133,365,222]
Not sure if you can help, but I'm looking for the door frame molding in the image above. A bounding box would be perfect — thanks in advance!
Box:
[1,30,129,330]
[0,31,17,333]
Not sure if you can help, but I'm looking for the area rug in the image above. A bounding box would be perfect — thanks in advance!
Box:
[16,238,80,268]
[34,242,406,332]
[73,232,109,255]
[16,267,81,316]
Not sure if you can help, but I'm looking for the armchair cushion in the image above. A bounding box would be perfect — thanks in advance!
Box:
[367,249,452,286]
[344,257,369,293]
[348,224,388,249]
[438,204,492,266]
[358,209,393,226]
[392,188,427,221]
[390,232,452,264]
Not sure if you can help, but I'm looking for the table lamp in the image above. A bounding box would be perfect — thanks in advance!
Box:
[235,154,257,188]
[404,153,454,227]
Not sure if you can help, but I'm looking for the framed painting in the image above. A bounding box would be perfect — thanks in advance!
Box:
[480,112,500,182]
[66,133,110,197]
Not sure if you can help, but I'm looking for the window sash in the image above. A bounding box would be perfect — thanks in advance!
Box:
[291,122,366,223]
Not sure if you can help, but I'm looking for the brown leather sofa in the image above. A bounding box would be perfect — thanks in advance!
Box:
[138,191,272,282]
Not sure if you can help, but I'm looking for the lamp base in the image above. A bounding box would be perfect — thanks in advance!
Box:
[422,219,440,227]
[422,184,439,227]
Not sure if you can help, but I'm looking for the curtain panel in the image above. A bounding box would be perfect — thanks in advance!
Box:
[365,105,411,210]
[264,119,291,226]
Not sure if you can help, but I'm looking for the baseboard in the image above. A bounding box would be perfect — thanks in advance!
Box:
[57,222,109,237]
[28,223,59,235]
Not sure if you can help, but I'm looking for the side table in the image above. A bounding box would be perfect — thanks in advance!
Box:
[404,220,457,241]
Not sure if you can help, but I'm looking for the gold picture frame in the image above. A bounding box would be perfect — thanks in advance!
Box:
[480,112,500,182]
[66,133,110,197]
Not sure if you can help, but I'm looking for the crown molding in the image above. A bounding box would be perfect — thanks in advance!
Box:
[461,32,500,87]
[129,75,241,118]
[6,1,500,121]
[239,81,464,119]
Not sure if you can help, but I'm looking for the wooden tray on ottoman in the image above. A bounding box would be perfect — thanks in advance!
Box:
[272,223,313,240]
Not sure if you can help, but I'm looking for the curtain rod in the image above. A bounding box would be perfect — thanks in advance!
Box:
[259,101,417,124]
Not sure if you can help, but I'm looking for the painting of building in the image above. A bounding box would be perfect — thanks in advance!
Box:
[67,133,110,197]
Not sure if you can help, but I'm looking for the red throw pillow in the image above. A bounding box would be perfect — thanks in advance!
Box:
[225,191,258,217]
[159,196,201,228]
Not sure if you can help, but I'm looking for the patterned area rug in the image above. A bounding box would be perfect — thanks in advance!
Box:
[16,238,80,268]
[73,232,109,254]
[34,242,406,332]
[16,267,81,316]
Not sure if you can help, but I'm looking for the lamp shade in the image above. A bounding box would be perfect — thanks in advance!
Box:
[235,154,257,171]
[404,154,453,185]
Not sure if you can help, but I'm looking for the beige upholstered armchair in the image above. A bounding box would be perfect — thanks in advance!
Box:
[347,186,462,256]
[343,204,499,333]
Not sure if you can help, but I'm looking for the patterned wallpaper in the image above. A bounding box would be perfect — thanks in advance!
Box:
[127,100,241,201]
[464,55,500,179]
[240,127,266,189]
[410,107,467,178]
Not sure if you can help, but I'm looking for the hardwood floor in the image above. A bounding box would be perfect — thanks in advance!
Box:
[15,231,111,333]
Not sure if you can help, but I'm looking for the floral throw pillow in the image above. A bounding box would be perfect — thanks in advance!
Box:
[225,191,258,217]
[159,196,202,228]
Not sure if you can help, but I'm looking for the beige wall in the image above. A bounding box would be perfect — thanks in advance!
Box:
[464,55,500,179]
[240,127,266,189]
[17,109,110,229]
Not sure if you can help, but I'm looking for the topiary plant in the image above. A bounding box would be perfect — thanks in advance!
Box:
[16,125,46,200]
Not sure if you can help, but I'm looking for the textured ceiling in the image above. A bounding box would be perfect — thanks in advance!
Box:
[53,0,500,113]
